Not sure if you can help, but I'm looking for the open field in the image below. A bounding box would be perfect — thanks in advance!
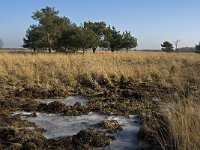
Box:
[0,51,200,149]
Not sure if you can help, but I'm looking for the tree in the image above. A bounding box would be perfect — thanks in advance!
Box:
[23,25,45,52]
[77,27,99,54]
[58,26,98,54]
[84,21,109,53]
[195,42,200,53]
[106,26,123,52]
[161,41,174,52]
[24,6,71,52]
[57,25,81,52]
[122,31,137,52]
[0,39,3,48]
[84,21,107,38]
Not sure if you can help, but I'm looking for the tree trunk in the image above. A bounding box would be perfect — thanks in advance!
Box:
[48,46,51,53]
[92,48,96,53]
[47,33,52,53]
[83,48,85,55]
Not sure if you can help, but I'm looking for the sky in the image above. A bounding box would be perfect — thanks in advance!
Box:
[0,0,199,49]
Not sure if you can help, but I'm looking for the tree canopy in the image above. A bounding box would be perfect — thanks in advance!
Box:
[161,41,174,52]
[23,6,137,53]
[122,31,137,52]
[23,6,71,52]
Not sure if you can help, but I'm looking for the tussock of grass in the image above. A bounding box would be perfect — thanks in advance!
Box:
[162,99,200,150]
[139,98,200,150]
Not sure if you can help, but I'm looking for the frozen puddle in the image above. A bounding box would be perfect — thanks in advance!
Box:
[14,111,143,149]
[18,111,107,138]
[36,96,89,106]
[14,97,145,149]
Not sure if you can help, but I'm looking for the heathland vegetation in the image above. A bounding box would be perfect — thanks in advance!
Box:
[0,51,200,149]
[0,6,200,150]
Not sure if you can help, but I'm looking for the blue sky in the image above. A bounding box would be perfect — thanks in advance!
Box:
[0,0,199,49]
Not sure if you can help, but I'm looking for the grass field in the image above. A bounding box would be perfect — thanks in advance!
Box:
[0,51,200,149]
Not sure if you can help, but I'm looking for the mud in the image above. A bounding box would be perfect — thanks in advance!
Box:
[73,129,111,149]
[37,101,67,114]
[0,127,46,150]
[100,120,122,133]
[10,86,68,99]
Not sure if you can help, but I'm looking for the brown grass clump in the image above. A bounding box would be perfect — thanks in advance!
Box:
[72,129,111,149]
[139,98,200,150]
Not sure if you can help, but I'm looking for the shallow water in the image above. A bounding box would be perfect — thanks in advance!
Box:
[14,96,145,149]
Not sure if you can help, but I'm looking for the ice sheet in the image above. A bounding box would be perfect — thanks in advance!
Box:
[14,96,145,149]
[14,111,144,149]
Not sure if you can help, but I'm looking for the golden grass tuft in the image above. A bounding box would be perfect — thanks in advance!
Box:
[162,99,200,150]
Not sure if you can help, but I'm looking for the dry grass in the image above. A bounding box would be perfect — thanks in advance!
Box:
[0,51,200,149]
[162,98,200,150]
[0,51,199,89]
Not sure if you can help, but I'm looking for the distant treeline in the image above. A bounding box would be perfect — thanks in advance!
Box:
[23,6,137,54]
